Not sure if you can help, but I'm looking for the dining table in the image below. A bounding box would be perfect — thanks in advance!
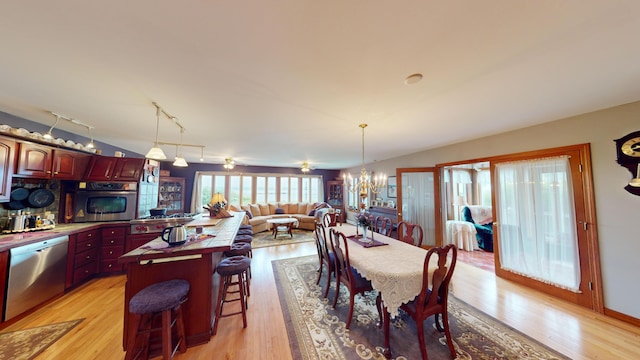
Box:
[328,223,438,358]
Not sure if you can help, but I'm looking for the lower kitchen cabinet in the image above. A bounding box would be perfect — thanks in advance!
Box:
[126,232,157,253]
[66,229,100,289]
[100,226,127,273]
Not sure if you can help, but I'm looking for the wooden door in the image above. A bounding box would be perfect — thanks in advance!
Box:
[491,144,602,311]
[112,158,145,181]
[16,142,52,178]
[52,149,89,180]
[396,167,441,247]
[0,137,15,202]
[84,156,119,181]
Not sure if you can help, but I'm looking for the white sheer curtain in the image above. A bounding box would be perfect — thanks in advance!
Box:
[401,172,436,246]
[495,156,581,292]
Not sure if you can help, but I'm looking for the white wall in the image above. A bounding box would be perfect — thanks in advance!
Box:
[349,100,640,319]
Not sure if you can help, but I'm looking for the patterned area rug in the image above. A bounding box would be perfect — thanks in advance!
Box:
[273,256,569,360]
[0,319,83,360]
[251,229,315,249]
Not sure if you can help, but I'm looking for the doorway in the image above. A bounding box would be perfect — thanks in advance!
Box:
[439,144,603,311]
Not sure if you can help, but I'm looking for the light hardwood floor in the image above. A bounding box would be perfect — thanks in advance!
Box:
[3,241,640,359]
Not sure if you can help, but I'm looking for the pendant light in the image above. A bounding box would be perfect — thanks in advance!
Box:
[146,105,167,160]
[343,124,387,202]
[43,113,60,140]
[172,127,188,167]
[85,127,95,149]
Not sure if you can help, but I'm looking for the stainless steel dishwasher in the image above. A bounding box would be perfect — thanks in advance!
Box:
[4,235,69,321]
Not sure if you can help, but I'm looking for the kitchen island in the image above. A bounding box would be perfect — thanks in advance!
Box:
[118,211,243,350]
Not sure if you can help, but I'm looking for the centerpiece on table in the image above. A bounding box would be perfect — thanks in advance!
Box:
[356,213,373,243]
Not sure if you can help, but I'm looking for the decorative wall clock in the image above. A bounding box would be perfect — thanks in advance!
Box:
[614,130,640,196]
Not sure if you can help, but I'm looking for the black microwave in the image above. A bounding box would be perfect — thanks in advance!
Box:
[73,182,138,222]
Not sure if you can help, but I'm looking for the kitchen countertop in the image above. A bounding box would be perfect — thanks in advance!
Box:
[0,212,238,253]
[119,212,242,263]
[0,221,131,252]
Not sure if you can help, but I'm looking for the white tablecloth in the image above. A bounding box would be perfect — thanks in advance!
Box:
[328,224,434,318]
[445,220,478,251]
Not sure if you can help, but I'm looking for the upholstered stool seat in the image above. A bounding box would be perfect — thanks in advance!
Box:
[239,224,252,230]
[236,229,253,236]
[213,256,251,335]
[224,242,252,257]
[125,279,189,360]
[233,234,253,243]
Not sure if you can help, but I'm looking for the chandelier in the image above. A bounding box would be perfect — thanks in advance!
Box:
[343,123,387,202]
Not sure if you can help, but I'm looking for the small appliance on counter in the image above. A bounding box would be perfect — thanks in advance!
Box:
[2,210,56,234]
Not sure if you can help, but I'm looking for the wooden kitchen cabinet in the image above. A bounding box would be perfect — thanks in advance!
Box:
[158,177,185,214]
[99,226,127,273]
[65,229,100,289]
[0,250,8,323]
[84,156,145,181]
[0,136,16,202]
[15,141,89,180]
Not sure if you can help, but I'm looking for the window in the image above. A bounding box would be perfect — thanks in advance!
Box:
[191,172,324,212]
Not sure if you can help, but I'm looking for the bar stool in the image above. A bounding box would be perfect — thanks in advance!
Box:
[237,228,253,236]
[213,255,251,335]
[233,234,253,244]
[125,279,189,360]
[224,242,252,294]
[239,224,252,231]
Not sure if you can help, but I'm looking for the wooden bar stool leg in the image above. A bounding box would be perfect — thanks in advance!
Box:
[212,274,228,336]
[125,313,142,360]
[175,305,187,354]
[162,309,172,359]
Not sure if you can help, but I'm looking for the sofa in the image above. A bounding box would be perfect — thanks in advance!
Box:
[229,202,330,234]
[461,205,494,252]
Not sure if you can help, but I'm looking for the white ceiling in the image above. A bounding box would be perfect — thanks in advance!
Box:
[1,1,640,169]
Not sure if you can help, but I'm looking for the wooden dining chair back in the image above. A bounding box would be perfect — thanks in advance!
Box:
[400,244,458,360]
[322,212,332,227]
[397,221,424,247]
[314,222,335,298]
[376,217,392,236]
[329,229,376,329]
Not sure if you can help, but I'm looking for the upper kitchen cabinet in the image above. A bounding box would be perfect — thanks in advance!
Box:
[0,136,16,202]
[84,156,145,182]
[15,141,89,180]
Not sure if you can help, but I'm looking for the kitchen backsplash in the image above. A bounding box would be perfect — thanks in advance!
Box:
[1,179,61,230]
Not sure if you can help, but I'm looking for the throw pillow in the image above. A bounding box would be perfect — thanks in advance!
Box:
[308,209,316,216]
[275,207,285,214]
[245,210,253,219]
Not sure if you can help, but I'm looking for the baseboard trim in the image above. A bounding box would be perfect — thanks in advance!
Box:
[604,307,640,327]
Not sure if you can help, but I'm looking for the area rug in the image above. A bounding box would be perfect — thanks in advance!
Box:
[273,256,569,360]
[252,229,315,249]
[0,319,83,360]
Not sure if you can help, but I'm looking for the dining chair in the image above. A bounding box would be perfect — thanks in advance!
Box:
[376,217,392,236]
[399,244,458,360]
[329,229,379,329]
[314,222,335,298]
[322,212,332,227]
[397,221,424,247]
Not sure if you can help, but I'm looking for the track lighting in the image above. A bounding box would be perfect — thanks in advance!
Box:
[43,113,60,139]
[146,104,168,160]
